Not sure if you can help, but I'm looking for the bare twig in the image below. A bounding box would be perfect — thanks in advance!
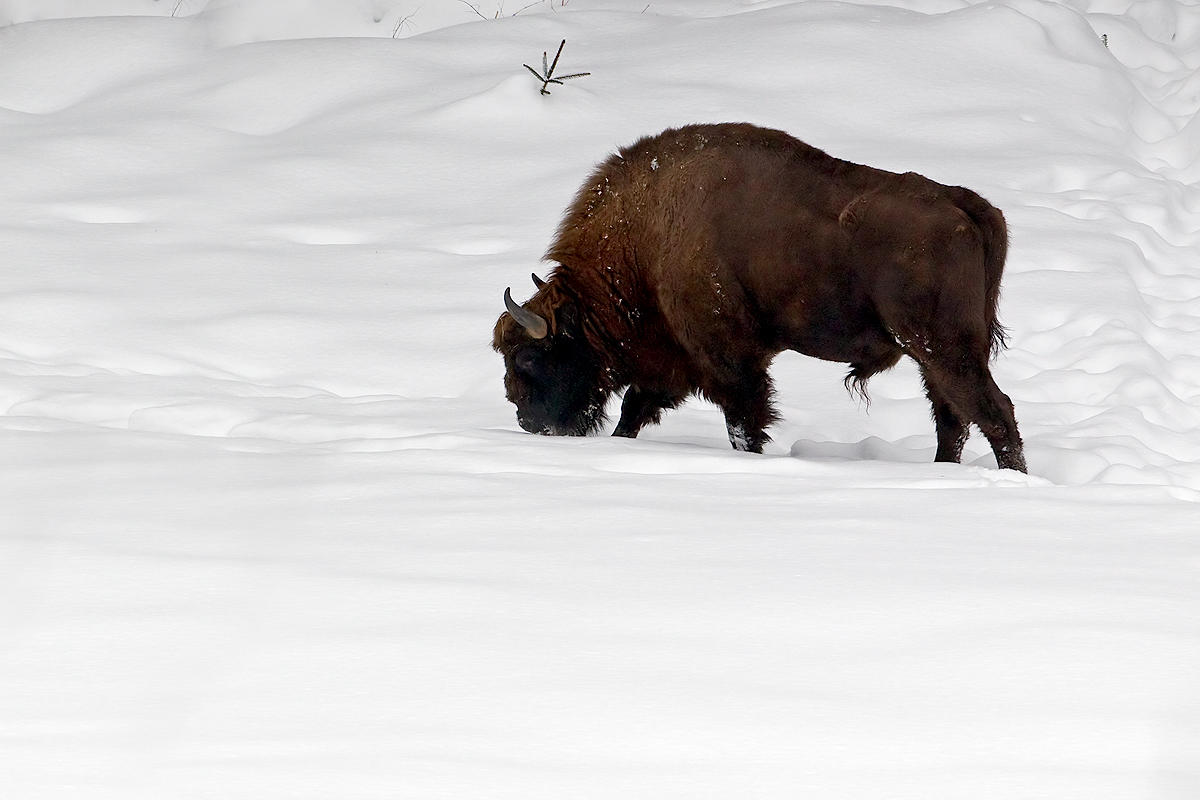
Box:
[511,1,543,15]
[393,7,420,37]
[522,39,591,95]
[457,0,488,20]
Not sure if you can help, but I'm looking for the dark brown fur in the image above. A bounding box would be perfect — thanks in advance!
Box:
[493,123,1025,472]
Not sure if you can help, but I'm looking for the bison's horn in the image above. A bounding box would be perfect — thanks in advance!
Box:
[504,287,548,339]
[531,273,547,289]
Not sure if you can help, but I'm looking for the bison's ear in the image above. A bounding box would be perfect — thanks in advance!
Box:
[531,273,547,289]
[555,299,581,337]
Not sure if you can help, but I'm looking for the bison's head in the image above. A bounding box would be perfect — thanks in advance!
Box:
[492,275,611,437]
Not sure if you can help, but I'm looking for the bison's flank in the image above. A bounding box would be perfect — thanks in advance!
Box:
[493,122,1026,472]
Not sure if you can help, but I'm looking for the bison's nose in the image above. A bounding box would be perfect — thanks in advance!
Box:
[517,414,561,436]
[516,415,544,435]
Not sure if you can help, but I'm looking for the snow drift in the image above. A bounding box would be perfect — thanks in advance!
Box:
[1,1,1197,798]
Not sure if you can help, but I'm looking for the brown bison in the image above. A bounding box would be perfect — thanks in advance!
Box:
[493,122,1026,472]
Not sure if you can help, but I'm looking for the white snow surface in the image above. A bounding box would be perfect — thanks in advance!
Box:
[2,1,1199,797]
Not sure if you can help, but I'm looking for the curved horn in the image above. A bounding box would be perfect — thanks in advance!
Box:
[504,287,548,339]
[531,273,547,289]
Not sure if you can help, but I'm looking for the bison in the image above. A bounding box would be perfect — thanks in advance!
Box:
[493,123,1026,472]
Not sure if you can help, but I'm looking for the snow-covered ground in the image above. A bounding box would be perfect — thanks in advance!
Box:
[1,1,1198,797]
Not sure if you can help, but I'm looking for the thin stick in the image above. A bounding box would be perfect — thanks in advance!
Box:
[547,40,566,80]
[456,0,488,21]
[393,8,419,37]
[512,1,543,15]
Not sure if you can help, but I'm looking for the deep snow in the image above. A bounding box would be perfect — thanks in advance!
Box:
[1,1,1198,798]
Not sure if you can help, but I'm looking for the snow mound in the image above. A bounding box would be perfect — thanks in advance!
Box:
[2,1,1199,798]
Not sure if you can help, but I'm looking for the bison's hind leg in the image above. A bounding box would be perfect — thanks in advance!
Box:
[919,368,971,463]
[973,372,1026,472]
[918,352,1026,473]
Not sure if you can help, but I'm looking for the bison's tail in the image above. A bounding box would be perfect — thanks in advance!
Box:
[953,187,1010,356]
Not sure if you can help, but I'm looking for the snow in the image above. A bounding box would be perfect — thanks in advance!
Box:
[1,0,1198,797]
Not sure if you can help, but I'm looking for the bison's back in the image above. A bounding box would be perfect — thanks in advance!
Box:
[549,122,1006,364]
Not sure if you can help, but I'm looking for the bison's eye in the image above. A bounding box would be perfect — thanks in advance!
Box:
[514,349,541,378]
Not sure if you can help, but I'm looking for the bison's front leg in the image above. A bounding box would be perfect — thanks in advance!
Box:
[709,370,778,454]
[612,385,685,438]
